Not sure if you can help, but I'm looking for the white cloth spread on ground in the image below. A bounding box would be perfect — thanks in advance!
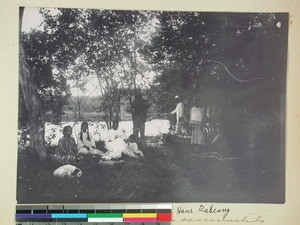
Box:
[53,164,82,178]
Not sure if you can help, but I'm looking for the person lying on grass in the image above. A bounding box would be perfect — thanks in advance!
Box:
[101,121,126,161]
[77,121,104,156]
[123,134,144,158]
[50,126,82,164]
[100,122,145,162]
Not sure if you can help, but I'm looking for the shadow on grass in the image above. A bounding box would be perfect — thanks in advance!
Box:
[17,135,284,204]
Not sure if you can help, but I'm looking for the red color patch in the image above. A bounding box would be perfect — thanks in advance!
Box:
[157,213,171,221]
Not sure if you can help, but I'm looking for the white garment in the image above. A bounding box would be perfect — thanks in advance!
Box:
[77,131,103,155]
[53,164,82,178]
[124,142,144,158]
[105,129,124,143]
[101,128,126,160]
[171,102,184,134]
[171,102,184,121]
[77,131,96,149]
[102,138,127,160]
[190,106,204,124]
[78,147,103,155]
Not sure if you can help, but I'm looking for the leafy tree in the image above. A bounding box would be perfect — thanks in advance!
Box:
[19,7,158,157]
[145,12,288,111]
[144,12,288,158]
[19,7,46,159]
[82,9,157,126]
[65,55,96,120]
[19,7,89,158]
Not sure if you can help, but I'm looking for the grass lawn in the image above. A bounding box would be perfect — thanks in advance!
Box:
[16,135,284,204]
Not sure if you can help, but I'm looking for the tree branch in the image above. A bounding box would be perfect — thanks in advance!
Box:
[206,59,266,83]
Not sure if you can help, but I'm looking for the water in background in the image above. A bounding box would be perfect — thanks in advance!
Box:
[45,119,170,146]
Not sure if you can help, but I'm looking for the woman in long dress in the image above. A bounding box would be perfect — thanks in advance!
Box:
[77,122,103,156]
[190,99,205,150]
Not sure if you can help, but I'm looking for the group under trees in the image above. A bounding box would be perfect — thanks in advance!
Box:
[19,8,288,160]
[144,12,288,158]
[20,8,158,158]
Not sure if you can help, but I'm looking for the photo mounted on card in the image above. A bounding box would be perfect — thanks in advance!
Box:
[18,6,288,204]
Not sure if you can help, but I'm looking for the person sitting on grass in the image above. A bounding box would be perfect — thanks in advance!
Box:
[124,134,144,158]
[51,125,82,164]
[77,121,103,156]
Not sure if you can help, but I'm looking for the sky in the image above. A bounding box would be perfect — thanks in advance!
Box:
[22,7,102,97]
[21,7,157,98]
[22,7,44,33]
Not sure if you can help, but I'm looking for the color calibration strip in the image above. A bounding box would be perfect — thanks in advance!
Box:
[16,204,172,223]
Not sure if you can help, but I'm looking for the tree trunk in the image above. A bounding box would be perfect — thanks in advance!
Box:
[19,8,46,160]
[19,45,47,160]
[128,93,134,120]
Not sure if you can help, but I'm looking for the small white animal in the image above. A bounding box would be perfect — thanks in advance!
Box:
[53,164,82,178]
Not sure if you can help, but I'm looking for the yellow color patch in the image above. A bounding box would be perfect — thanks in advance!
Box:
[122,213,157,218]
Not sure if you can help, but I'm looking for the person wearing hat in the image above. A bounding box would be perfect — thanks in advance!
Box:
[171,95,184,134]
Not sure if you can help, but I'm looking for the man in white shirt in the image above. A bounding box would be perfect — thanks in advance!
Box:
[171,95,184,134]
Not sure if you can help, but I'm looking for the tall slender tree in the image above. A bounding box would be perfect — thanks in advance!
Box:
[19,7,46,159]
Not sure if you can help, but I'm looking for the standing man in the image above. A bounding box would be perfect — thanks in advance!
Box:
[132,90,149,148]
[171,95,184,134]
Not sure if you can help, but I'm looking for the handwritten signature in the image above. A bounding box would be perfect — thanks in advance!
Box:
[176,205,264,223]
[179,216,264,223]
[177,204,230,219]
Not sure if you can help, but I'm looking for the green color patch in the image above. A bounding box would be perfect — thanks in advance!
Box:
[87,213,123,218]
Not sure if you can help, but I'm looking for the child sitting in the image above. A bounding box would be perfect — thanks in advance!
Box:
[77,122,103,156]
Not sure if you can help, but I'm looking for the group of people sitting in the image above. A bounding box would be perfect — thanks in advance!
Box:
[50,121,144,165]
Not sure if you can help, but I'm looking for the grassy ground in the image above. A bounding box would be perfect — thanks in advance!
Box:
[16,134,284,204]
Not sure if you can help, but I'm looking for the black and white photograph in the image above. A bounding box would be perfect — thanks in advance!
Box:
[18,7,288,204]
